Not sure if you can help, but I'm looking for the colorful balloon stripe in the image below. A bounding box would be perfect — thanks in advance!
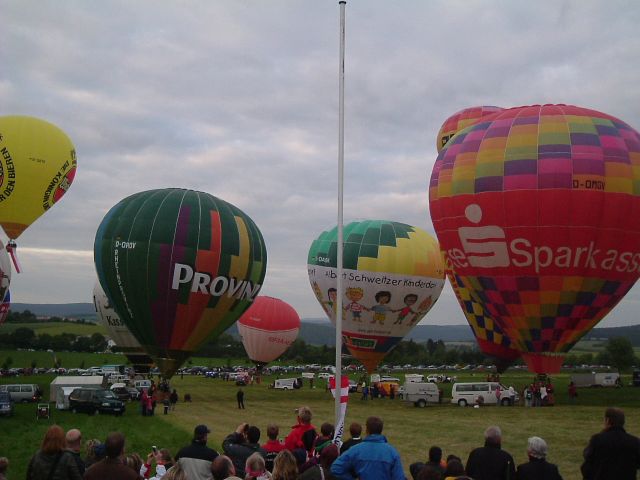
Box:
[430,104,640,373]
[95,188,266,377]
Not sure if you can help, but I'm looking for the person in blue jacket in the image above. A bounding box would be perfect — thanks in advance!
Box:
[331,416,405,480]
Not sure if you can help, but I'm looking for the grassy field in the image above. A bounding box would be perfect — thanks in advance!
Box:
[0,322,107,336]
[2,372,639,480]
[0,349,127,370]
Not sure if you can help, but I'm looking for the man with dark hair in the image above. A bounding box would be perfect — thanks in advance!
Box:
[331,416,404,480]
[409,445,444,480]
[340,422,362,454]
[211,455,242,480]
[581,407,640,479]
[175,424,219,480]
[84,432,139,480]
[261,424,285,472]
[465,426,515,480]
[223,423,267,478]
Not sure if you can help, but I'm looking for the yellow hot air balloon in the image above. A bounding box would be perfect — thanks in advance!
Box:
[0,116,77,240]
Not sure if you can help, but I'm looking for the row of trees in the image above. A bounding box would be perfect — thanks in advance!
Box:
[0,327,108,353]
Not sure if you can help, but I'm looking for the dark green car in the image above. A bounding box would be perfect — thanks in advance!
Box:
[68,387,125,416]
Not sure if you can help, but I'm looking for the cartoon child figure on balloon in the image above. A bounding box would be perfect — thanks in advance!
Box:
[344,287,368,322]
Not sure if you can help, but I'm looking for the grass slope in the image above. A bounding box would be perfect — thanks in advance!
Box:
[3,373,638,480]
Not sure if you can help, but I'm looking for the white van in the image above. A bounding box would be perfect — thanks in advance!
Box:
[0,384,42,403]
[403,381,440,407]
[451,382,514,406]
[273,378,300,390]
[134,379,152,392]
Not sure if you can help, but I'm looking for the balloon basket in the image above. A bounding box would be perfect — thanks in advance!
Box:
[522,353,564,374]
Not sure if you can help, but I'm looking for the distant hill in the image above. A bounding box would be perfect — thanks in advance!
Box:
[9,303,640,346]
[12,303,96,318]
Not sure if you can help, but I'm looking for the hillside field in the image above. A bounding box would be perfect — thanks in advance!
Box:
[2,370,640,480]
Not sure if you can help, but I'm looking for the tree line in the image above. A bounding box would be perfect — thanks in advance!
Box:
[3,310,638,372]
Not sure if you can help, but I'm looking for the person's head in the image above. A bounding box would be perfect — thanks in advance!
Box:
[124,453,142,472]
[272,450,298,480]
[527,436,548,460]
[85,439,103,461]
[41,425,66,455]
[211,455,235,480]
[194,424,211,443]
[349,422,362,439]
[366,416,384,435]
[444,458,465,477]
[0,457,8,475]
[291,448,307,468]
[428,446,442,464]
[319,444,339,469]
[296,406,312,424]
[484,425,502,447]
[320,422,335,438]
[65,428,82,452]
[328,288,337,301]
[267,424,280,440]
[247,426,261,444]
[104,432,126,459]
[158,448,173,465]
[163,463,187,480]
[416,464,443,480]
[245,452,267,477]
[605,407,625,428]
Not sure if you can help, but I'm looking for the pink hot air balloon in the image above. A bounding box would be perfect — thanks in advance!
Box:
[237,296,301,366]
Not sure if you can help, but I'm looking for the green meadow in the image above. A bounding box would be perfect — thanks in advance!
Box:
[2,371,639,480]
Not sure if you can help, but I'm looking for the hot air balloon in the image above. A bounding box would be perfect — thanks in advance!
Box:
[0,116,77,240]
[237,296,301,367]
[436,106,504,153]
[94,188,267,377]
[93,282,153,372]
[446,266,520,371]
[308,220,445,372]
[429,104,640,373]
[437,106,520,368]
[0,290,10,326]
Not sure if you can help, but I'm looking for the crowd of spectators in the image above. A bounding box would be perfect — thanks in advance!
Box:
[11,406,640,480]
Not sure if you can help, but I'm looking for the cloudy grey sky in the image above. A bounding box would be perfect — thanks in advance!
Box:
[2,0,640,328]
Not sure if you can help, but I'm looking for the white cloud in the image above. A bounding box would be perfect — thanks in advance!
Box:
[2,0,640,336]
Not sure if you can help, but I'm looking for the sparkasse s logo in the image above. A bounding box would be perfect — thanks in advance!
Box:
[445,204,640,275]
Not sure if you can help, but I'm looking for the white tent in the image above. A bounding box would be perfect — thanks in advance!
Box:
[49,375,105,403]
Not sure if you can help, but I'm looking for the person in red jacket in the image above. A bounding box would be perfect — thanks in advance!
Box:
[284,406,317,454]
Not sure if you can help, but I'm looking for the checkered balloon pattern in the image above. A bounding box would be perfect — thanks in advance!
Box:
[429,104,640,373]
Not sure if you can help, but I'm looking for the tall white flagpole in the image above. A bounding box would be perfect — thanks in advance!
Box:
[335,0,346,431]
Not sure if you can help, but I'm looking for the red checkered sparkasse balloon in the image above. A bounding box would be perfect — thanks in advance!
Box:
[429,104,640,373]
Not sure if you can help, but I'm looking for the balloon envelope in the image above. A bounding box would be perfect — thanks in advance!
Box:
[94,188,267,377]
[238,296,301,365]
[0,116,77,239]
[429,104,640,373]
[93,282,153,371]
[436,106,504,153]
[308,220,445,372]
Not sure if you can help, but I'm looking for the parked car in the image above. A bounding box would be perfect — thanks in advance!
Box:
[0,391,14,416]
[110,383,139,401]
[69,387,125,415]
[348,380,358,393]
[0,384,42,403]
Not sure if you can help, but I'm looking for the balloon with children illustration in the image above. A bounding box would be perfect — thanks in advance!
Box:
[308,220,445,372]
